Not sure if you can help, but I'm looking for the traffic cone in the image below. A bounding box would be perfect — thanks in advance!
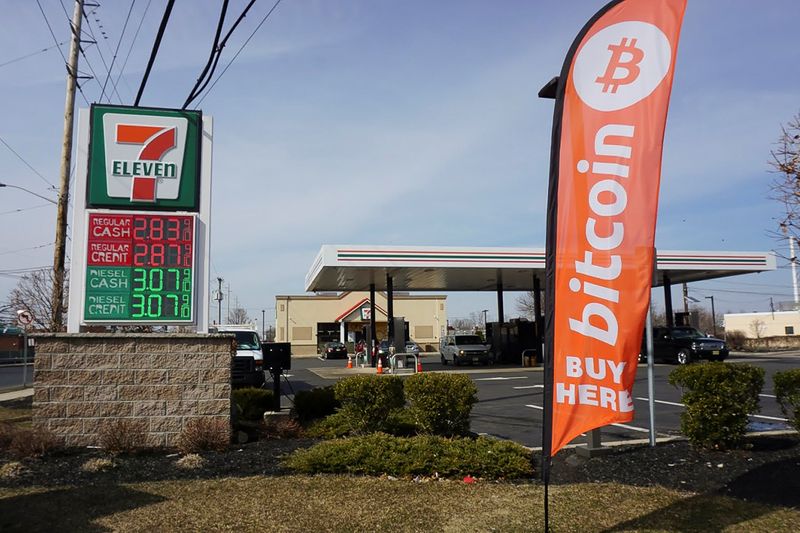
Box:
[376,357,383,375]
[347,357,353,369]
[416,357,423,373]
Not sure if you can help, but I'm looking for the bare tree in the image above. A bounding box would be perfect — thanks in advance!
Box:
[5,269,68,331]
[769,113,800,251]
[749,319,766,339]
[229,307,250,325]
[263,325,276,342]
[516,291,538,320]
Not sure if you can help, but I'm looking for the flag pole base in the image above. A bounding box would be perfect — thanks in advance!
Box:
[574,428,612,458]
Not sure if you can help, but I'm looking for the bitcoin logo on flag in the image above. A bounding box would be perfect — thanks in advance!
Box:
[573,21,671,111]
[595,37,645,93]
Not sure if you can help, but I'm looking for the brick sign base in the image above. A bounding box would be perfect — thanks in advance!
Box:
[32,333,233,447]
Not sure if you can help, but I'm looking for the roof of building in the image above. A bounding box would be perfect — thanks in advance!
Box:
[305,245,777,292]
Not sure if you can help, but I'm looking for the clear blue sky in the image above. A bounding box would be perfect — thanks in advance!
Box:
[1,0,798,326]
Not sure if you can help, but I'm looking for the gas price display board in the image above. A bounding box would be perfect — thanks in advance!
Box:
[84,211,195,323]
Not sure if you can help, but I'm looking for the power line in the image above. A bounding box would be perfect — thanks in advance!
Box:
[34,0,91,106]
[0,204,52,216]
[0,41,66,69]
[193,0,284,109]
[182,0,231,109]
[135,0,176,106]
[183,0,263,109]
[0,135,57,190]
[0,242,55,257]
[100,0,137,103]
[63,0,123,103]
[114,0,153,102]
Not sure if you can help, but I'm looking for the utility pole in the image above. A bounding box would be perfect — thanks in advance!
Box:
[682,283,689,314]
[51,0,84,331]
[704,295,717,337]
[215,277,223,325]
[262,309,266,339]
[226,283,231,324]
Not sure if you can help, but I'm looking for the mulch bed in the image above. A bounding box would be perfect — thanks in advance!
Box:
[2,393,799,509]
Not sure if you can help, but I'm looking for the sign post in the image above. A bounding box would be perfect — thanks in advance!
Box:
[16,310,33,386]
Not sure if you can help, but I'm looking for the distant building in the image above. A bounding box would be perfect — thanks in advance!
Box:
[723,311,800,338]
[274,291,446,355]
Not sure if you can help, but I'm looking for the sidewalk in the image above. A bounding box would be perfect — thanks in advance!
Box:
[0,387,33,402]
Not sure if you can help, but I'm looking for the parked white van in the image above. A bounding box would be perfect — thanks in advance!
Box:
[210,324,264,387]
[439,334,493,366]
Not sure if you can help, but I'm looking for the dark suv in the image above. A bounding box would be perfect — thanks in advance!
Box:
[641,326,728,365]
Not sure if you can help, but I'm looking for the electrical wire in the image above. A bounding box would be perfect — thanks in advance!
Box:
[0,135,57,190]
[34,0,91,106]
[183,0,262,109]
[64,0,124,103]
[0,204,52,216]
[0,41,66,69]
[0,243,55,257]
[100,0,137,103]
[193,0,283,109]
[182,0,230,109]
[135,0,176,106]
[114,0,153,102]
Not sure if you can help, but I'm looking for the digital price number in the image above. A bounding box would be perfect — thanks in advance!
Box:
[84,212,195,322]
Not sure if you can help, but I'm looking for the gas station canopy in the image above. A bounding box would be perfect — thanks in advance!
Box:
[306,245,776,292]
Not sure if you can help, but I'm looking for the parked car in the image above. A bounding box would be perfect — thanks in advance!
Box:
[640,326,729,365]
[405,340,421,358]
[440,334,493,366]
[320,341,348,359]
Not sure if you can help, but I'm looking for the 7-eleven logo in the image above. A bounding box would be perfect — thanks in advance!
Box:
[102,113,188,203]
[115,124,177,202]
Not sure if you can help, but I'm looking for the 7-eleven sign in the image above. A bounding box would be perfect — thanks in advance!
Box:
[87,105,201,211]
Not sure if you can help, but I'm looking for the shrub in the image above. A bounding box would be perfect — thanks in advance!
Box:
[305,411,356,439]
[0,461,25,480]
[176,418,230,454]
[0,422,15,451]
[774,369,800,432]
[233,387,275,422]
[669,362,764,449]
[97,419,147,454]
[334,375,405,434]
[284,433,533,480]
[262,415,303,439]
[725,330,747,351]
[404,373,478,436]
[176,453,206,470]
[292,386,340,423]
[81,458,116,473]
[8,427,62,459]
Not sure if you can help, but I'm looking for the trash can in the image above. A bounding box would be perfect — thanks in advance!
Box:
[522,349,539,367]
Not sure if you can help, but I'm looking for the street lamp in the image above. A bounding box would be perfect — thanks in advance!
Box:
[0,182,57,204]
[705,295,717,337]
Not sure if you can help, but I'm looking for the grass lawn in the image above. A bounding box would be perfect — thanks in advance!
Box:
[1,475,799,532]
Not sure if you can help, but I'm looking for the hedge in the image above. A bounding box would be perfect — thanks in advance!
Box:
[774,369,800,432]
[333,375,405,434]
[283,433,533,479]
[404,373,477,436]
[669,362,764,449]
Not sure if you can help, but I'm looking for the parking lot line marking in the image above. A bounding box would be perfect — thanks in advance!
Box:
[634,397,788,422]
[611,422,650,433]
[513,384,544,390]
[749,413,789,422]
[635,397,684,407]
[759,393,777,398]
[475,376,529,381]
[525,404,543,410]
